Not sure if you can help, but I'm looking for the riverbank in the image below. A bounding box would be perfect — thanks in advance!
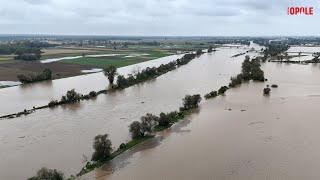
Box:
[0,53,200,120]
[92,63,320,180]
[0,48,250,180]
[74,56,266,179]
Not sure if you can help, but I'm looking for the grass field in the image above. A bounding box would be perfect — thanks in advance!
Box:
[61,57,144,68]
[60,52,171,68]
[0,57,12,61]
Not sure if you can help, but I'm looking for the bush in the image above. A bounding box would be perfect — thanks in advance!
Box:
[116,75,128,88]
[271,84,278,88]
[91,134,112,161]
[28,167,64,180]
[48,100,59,107]
[204,91,218,99]
[218,86,228,94]
[229,74,243,87]
[89,91,97,97]
[119,143,126,149]
[263,87,271,95]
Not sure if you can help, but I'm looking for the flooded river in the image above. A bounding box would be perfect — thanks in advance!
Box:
[0,46,256,179]
[83,61,320,180]
[0,54,185,116]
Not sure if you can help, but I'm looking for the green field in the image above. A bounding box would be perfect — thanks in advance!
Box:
[61,57,144,67]
[0,57,11,61]
[60,52,171,68]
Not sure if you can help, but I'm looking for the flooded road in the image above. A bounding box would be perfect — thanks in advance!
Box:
[84,62,320,180]
[0,47,254,179]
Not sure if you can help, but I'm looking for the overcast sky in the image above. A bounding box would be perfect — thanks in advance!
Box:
[0,0,318,36]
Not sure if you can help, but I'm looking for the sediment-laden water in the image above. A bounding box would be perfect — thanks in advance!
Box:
[0,46,257,179]
[83,61,320,180]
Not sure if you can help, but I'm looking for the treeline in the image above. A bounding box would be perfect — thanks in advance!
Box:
[205,55,265,99]
[48,89,99,107]
[263,43,290,57]
[17,69,52,83]
[48,53,199,107]
[116,53,198,89]
[77,94,202,177]
[0,41,55,60]
[1,52,203,120]
[209,40,250,46]
[129,94,202,138]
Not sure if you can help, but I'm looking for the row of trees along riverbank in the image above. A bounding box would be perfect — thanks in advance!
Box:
[76,55,267,178]
[27,54,268,180]
[0,49,206,120]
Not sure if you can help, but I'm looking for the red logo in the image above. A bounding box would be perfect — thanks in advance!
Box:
[288,7,314,15]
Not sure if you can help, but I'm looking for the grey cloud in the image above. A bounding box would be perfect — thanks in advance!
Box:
[0,0,319,36]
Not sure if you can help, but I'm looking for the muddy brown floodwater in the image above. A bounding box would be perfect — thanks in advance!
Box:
[0,46,257,179]
[81,62,320,180]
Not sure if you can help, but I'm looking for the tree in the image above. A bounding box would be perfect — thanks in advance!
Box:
[218,86,228,94]
[182,94,202,110]
[129,121,143,139]
[116,75,128,88]
[158,112,171,126]
[141,113,158,133]
[60,89,82,103]
[312,52,320,61]
[208,45,213,53]
[28,167,64,180]
[34,49,42,60]
[196,49,203,55]
[103,66,118,84]
[284,52,289,61]
[42,68,52,80]
[91,134,112,161]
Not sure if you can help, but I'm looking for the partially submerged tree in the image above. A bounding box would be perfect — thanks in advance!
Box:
[140,113,158,133]
[182,94,202,110]
[103,66,118,84]
[263,85,271,95]
[28,167,64,180]
[91,134,112,161]
[129,121,143,139]
[196,49,203,55]
[208,45,213,53]
[218,86,229,94]
[60,89,82,103]
[312,52,320,61]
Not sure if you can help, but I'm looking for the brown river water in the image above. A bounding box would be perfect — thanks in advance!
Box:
[0,46,258,179]
[82,60,320,179]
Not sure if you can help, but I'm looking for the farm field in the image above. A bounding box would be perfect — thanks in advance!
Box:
[0,61,97,81]
[60,52,171,67]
